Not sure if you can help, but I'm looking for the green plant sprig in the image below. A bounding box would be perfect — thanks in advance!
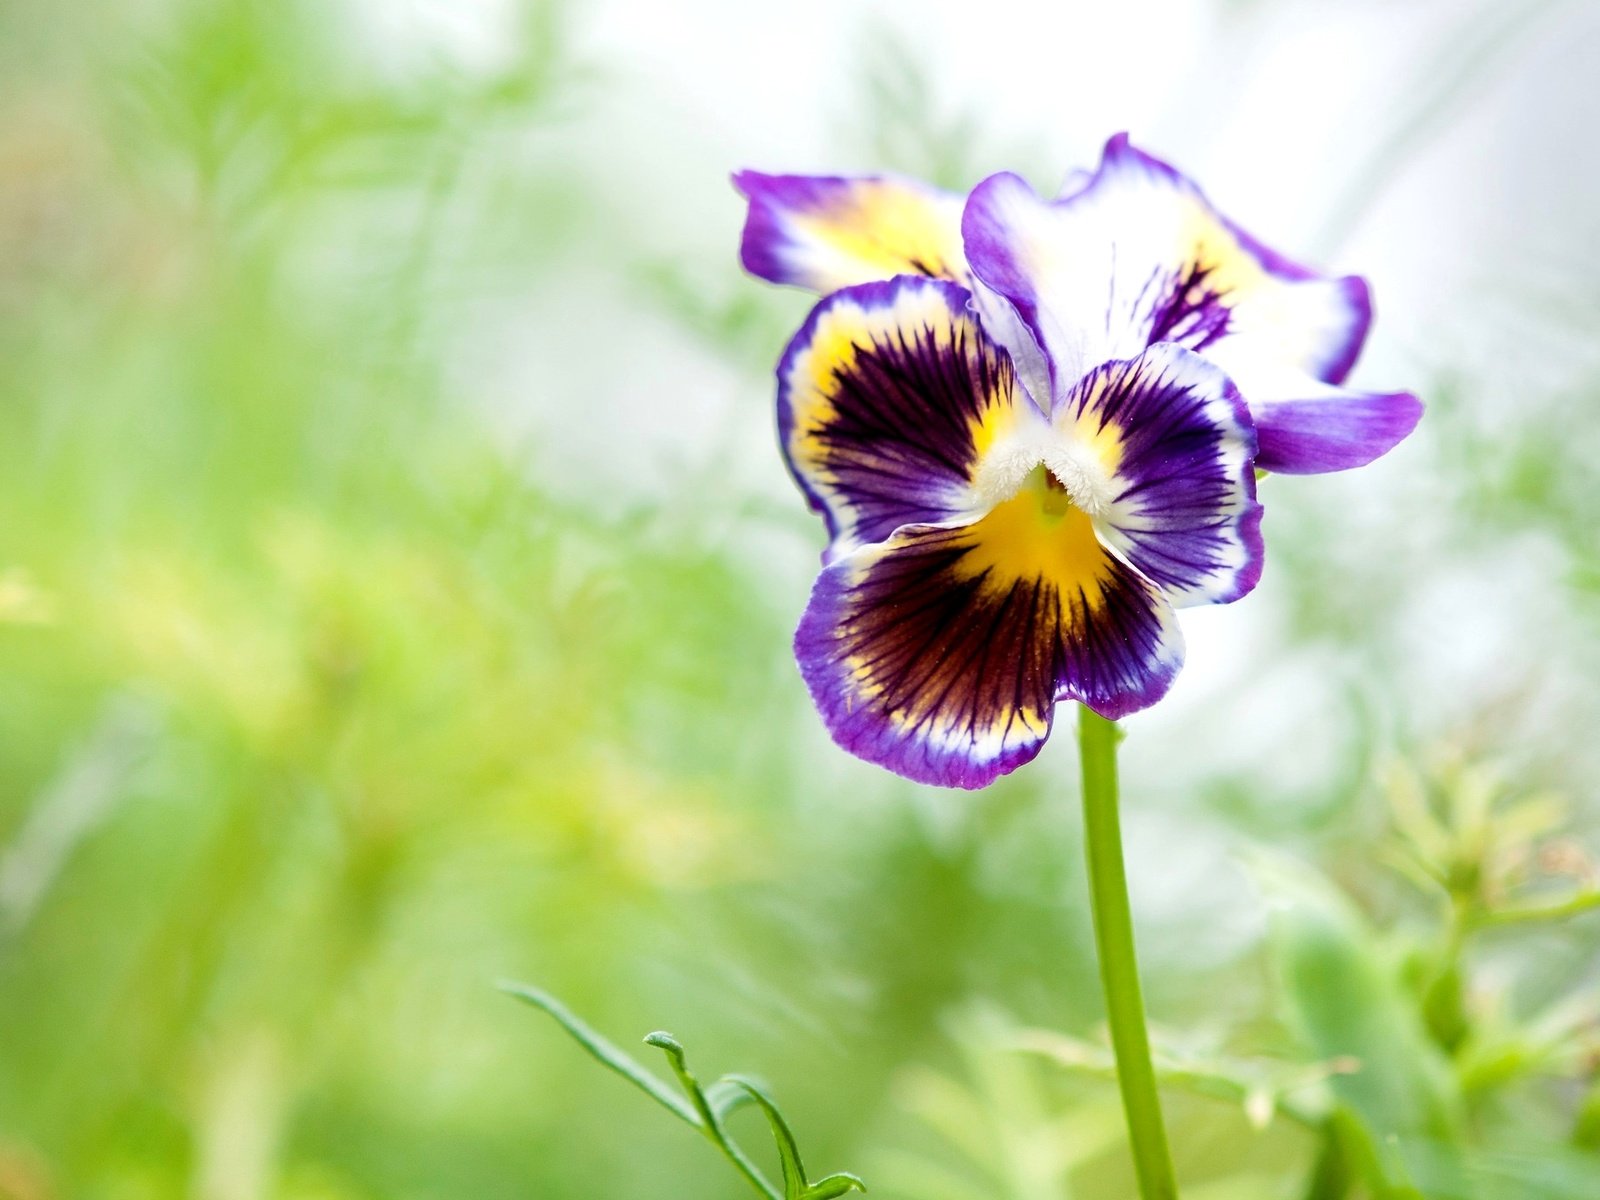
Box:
[502,982,866,1200]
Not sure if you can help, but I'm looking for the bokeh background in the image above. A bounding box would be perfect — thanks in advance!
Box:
[4,1,1600,1197]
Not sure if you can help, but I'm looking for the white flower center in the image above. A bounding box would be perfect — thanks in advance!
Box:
[1042,441,1116,517]
[971,431,1115,518]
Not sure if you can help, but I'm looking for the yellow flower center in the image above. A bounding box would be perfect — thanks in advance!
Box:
[952,466,1112,603]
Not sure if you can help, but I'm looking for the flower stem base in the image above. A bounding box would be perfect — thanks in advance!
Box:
[1078,706,1179,1200]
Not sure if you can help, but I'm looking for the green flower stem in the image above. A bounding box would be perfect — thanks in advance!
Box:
[1078,706,1179,1200]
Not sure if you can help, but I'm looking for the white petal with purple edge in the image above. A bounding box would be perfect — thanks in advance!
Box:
[963,137,1372,389]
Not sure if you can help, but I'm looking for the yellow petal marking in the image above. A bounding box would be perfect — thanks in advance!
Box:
[791,181,965,287]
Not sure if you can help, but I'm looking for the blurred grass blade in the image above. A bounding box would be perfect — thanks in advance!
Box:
[0,695,159,936]
[1016,1026,1343,1132]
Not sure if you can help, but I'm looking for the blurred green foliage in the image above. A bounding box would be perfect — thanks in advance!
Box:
[2,2,1599,1199]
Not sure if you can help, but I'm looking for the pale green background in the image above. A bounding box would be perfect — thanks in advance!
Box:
[3,1,1599,1197]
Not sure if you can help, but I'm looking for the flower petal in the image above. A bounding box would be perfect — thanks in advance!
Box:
[1055,344,1263,606]
[962,134,1373,400]
[734,171,967,293]
[968,276,1054,415]
[1243,372,1424,475]
[795,498,1184,789]
[779,276,1043,561]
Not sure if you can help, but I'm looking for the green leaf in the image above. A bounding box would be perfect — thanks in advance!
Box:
[644,1031,718,1127]
[510,984,865,1200]
[500,981,701,1128]
[804,1175,870,1200]
[1322,1109,1427,1200]
[643,1033,782,1199]
[705,1076,760,1123]
[1250,853,1464,1195]
[725,1075,865,1198]
[724,1075,809,1196]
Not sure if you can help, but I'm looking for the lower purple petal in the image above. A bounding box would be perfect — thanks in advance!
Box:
[794,508,1184,789]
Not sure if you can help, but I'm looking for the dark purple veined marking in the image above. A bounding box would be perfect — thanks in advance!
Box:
[1059,347,1262,604]
[779,277,1016,552]
[1141,258,1233,351]
[795,517,1183,787]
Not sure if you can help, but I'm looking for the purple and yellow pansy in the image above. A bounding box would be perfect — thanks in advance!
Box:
[737,134,1420,789]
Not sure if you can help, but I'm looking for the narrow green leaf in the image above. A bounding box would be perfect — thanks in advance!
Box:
[645,1033,782,1200]
[645,1030,720,1129]
[499,981,701,1129]
[726,1075,808,1197]
[705,1077,759,1123]
[723,1075,866,1199]
[804,1174,869,1199]
[507,987,858,1200]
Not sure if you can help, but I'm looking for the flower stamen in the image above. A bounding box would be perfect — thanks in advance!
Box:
[1043,442,1116,518]
[971,439,1050,510]
[972,432,1118,521]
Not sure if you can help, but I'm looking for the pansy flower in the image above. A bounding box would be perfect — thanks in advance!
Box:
[738,134,1422,475]
[736,137,1418,788]
[771,274,1260,787]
